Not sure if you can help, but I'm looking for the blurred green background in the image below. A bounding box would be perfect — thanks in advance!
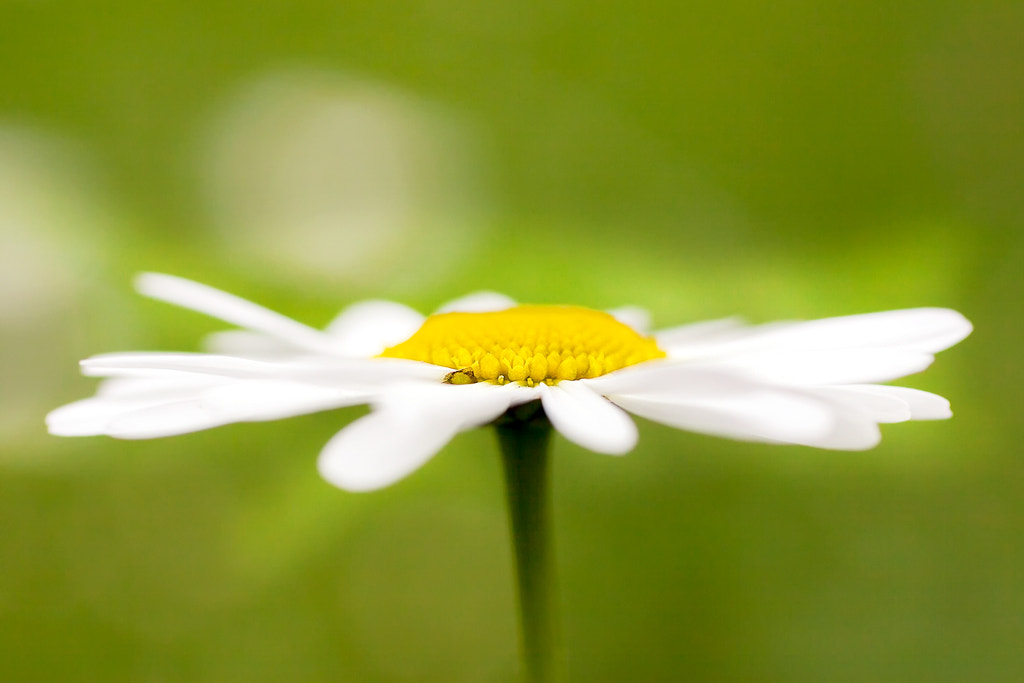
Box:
[2,1,1022,681]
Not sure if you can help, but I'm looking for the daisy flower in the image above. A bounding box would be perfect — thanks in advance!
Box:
[47,274,972,491]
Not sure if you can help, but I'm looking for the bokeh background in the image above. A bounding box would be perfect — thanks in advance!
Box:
[2,1,1022,681]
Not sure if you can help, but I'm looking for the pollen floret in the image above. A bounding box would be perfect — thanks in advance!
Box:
[379,305,666,385]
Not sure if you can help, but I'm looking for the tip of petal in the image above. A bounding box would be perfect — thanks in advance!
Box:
[315,412,450,492]
[134,272,185,299]
[607,306,652,333]
[434,291,517,315]
[45,409,97,437]
[906,307,973,352]
[541,382,639,455]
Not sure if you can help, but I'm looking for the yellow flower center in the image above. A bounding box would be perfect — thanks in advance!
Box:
[379,305,665,385]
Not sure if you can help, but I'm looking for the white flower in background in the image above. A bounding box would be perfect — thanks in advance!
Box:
[47,274,972,491]
[202,71,484,290]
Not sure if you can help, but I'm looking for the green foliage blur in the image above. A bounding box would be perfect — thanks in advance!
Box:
[2,1,1022,681]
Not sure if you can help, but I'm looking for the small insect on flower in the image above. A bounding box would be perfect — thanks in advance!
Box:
[47,273,972,492]
[444,368,478,385]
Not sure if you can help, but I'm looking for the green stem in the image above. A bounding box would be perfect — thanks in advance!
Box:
[495,402,564,683]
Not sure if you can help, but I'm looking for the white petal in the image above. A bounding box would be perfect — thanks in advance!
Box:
[824,385,952,420]
[203,330,298,358]
[593,360,909,403]
[325,300,425,356]
[48,397,170,436]
[104,400,237,439]
[103,379,364,438]
[47,377,227,436]
[205,302,424,359]
[540,382,637,455]
[657,309,971,365]
[758,308,972,353]
[810,386,912,424]
[704,348,936,385]
[318,411,454,492]
[587,362,754,397]
[598,367,893,451]
[507,383,545,406]
[199,380,367,420]
[81,352,282,379]
[49,396,229,439]
[80,352,446,387]
[47,376,360,438]
[135,273,334,353]
[308,358,449,387]
[434,291,516,314]
[806,412,882,450]
[654,316,752,350]
[606,387,836,447]
[317,383,515,491]
[47,403,114,436]
[95,375,226,399]
[607,306,651,333]
[880,385,952,420]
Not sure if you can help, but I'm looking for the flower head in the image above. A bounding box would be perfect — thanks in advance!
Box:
[380,305,665,384]
[47,274,972,491]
